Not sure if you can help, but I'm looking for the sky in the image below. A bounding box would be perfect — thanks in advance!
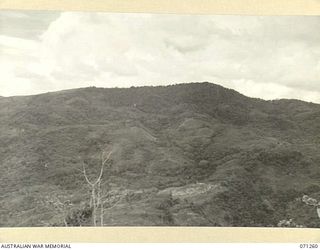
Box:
[0,11,319,103]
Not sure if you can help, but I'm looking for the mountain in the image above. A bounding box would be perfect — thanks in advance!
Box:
[0,82,320,227]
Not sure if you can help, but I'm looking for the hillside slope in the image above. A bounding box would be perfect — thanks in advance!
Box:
[0,82,320,227]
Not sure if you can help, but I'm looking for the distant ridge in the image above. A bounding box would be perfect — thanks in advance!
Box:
[1,82,318,105]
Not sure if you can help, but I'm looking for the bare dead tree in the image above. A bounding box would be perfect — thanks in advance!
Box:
[82,148,112,226]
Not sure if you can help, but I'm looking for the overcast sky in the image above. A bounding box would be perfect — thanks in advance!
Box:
[0,11,319,103]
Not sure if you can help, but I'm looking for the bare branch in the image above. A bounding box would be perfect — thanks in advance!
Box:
[102,150,113,166]
[104,196,123,210]
[93,163,104,186]
[92,149,113,186]
[82,162,95,186]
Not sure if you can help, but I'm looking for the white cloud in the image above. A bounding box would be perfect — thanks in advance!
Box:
[0,12,319,103]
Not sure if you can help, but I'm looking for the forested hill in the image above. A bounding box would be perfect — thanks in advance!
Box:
[0,82,320,227]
